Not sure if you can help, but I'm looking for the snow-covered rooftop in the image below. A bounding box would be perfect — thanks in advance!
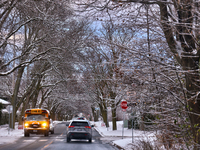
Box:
[0,98,10,105]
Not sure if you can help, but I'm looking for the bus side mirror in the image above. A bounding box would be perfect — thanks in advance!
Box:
[46,116,50,119]
[22,116,26,121]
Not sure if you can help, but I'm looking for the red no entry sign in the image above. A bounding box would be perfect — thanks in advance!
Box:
[121,101,128,109]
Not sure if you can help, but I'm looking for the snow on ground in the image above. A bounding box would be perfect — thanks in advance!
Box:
[0,123,24,145]
[93,121,158,150]
[0,120,158,150]
[0,121,62,145]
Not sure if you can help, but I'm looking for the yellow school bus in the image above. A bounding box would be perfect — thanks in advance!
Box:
[22,108,50,137]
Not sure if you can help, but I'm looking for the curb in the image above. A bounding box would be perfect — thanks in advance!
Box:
[112,142,124,150]
[94,126,125,150]
[94,127,104,137]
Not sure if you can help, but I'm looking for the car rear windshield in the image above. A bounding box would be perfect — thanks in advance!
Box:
[71,121,89,126]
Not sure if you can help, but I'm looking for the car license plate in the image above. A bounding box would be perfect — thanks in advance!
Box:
[33,130,37,132]
[77,129,82,131]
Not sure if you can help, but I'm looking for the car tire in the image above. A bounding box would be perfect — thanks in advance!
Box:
[44,131,49,136]
[67,137,70,142]
[24,131,29,137]
[51,129,54,134]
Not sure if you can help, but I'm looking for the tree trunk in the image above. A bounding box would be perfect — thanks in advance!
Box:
[99,103,109,127]
[18,94,31,125]
[39,89,48,108]
[111,107,117,130]
[11,66,25,129]
[109,91,117,130]
[102,109,108,127]
[0,103,3,125]
[159,1,200,147]
[31,78,42,108]
[51,111,56,120]
[181,53,200,146]
[91,107,99,122]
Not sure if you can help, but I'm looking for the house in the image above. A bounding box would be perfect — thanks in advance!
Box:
[0,98,11,113]
[0,98,10,108]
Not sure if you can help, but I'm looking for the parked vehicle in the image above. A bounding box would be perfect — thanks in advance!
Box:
[66,120,94,143]
[49,119,54,134]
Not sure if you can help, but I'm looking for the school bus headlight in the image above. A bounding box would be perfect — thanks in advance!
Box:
[42,123,47,128]
[24,123,29,127]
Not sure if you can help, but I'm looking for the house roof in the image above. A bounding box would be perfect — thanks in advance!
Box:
[0,98,10,105]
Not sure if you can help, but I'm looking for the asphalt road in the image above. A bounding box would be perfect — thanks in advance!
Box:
[0,122,118,150]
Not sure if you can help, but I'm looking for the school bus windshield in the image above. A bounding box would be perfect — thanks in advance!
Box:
[26,115,46,121]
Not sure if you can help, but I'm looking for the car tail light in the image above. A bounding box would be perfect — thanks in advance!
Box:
[85,126,91,129]
[68,126,75,128]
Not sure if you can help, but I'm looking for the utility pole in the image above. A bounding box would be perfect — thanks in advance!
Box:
[11,33,16,129]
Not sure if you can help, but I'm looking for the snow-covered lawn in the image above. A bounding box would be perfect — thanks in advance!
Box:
[94,121,158,150]
[0,124,24,145]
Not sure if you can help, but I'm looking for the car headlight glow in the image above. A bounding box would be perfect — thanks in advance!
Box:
[24,123,29,127]
[42,123,47,128]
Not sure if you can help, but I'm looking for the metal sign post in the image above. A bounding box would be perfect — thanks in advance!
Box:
[121,100,128,139]
[6,105,13,134]
[8,110,10,134]
[132,118,133,143]
[122,109,125,139]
